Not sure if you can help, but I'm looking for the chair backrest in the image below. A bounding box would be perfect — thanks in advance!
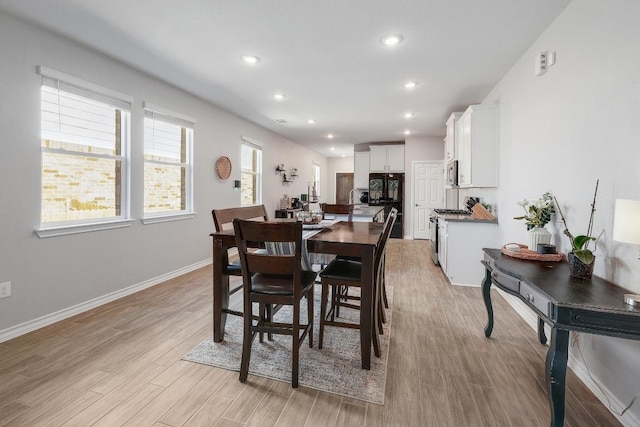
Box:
[233,219,303,292]
[320,203,354,221]
[375,207,398,272]
[212,205,268,232]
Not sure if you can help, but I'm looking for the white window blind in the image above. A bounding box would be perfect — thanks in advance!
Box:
[38,66,132,234]
[143,104,194,217]
[241,137,262,206]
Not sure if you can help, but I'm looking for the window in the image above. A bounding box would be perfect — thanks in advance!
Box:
[38,66,132,236]
[143,103,194,220]
[241,138,262,206]
[312,162,321,197]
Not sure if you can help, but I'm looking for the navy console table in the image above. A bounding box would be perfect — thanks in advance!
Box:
[481,248,640,427]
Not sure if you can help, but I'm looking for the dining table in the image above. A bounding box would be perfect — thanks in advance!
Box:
[210,220,384,370]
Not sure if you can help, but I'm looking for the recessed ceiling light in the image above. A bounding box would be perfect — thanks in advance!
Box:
[330,147,335,150]
[381,34,403,46]
[241,55,260,64]
[403,112,415,119]
[308,119,316,124]
[403,81,419,90]
[327,134,334,139]
[273,93,286,101]
[341,154,346,157]
[404,129,412,135]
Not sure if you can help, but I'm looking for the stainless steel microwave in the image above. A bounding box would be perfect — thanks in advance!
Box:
[446,160,458,187]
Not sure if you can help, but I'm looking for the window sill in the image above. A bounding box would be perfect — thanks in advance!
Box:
[141,212,196,225]
[36,219,135,238]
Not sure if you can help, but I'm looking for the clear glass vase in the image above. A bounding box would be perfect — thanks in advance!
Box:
[528,227,552,251]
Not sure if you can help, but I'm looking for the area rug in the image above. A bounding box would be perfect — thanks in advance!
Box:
[182,285,393,404]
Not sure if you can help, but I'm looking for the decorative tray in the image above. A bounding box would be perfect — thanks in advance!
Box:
[501,243,563,262]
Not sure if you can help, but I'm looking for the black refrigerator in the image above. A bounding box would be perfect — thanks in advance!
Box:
[368,173,404,238]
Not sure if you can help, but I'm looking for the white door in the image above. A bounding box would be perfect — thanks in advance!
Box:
[413,161,444,239]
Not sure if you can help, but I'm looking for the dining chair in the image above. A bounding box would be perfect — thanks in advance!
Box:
[320,203,354,222]
[317,208,397,359]
[332,207,395,320]
[211,205,268,317]
[233,219,316,388]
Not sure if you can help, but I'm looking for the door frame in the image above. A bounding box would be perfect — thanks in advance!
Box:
[410,160,443,239]
[333,171,354,204]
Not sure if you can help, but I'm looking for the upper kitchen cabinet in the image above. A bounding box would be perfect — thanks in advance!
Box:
[370,145,405,172]
[458,104,498,188]
[445,112,463,162]
[354,151,370,189]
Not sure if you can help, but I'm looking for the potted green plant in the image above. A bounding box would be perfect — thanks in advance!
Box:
[553,180,603,279]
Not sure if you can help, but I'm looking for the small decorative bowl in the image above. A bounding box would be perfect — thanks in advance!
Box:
[537,243,556,254]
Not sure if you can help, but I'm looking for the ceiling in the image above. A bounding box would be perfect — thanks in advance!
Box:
[0,0,570,157]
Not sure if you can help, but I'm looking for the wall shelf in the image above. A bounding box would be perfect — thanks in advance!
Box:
[276,165,298,184]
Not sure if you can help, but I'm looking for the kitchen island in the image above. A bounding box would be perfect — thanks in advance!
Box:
[436,212,498,286]
[324,205,384,222]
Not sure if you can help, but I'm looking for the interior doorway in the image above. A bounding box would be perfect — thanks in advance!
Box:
[412,161,443,239]
[335,173,354,204]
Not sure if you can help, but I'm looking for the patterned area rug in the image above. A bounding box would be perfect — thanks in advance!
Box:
[183,285,393,404]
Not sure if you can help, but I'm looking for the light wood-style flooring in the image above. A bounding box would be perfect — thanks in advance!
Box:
[0,240,620,426]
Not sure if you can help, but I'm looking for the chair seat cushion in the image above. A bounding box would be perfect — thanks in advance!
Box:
[252,270,317,294]
[225,260,242,270]
[319,259,362,281]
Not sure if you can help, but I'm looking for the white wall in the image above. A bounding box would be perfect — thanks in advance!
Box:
[485,1,640,424]
[0,12,327,337]
[404,136,444,237]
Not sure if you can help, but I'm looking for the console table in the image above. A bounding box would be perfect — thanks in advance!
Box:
[481,248,640,427]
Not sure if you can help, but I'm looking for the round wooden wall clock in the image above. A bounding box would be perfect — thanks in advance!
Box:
[215,156,232,180]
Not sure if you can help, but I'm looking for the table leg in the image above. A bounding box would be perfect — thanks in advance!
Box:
[538,317,548,345]
[482,267,494,338]
[213,239,230,342]
[546,327,569,427]
[360,246,374,370]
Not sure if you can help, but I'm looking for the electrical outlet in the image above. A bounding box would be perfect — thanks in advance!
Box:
[0,282,11,299]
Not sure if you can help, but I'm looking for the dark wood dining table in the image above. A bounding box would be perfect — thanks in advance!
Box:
[210,220,384,370]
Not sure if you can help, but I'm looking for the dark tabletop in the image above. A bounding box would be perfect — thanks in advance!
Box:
[484,248,640,316]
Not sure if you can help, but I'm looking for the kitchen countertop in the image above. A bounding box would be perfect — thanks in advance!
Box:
[353,205,384,217]
[322,205,384,222]
[436,213,498,224]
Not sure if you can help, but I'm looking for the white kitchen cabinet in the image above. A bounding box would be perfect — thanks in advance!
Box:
[445,112,462,162]
[370,145,404,172]
[439,218,498,286]
[458,104,498,188]
[354,151,370,189]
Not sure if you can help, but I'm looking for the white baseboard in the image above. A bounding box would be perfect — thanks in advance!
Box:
[0,258,212,344]
[496,289,639,427]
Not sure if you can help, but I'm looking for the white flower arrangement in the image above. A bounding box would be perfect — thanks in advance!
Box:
[514,192,555,230]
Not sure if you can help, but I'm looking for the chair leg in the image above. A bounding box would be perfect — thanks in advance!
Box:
[259,304,265,343]
[319,281,329,349]
[331,285,349,320]
[292,298,300,388]
[377,293,384,335]
[266,304,274,341]
[372,319,381,358]
[382,255,389,309]
[239,303,254,383]
[382,281,389,309]
[377,270,385,331]
[331,285,338,320]
[307,289,314,348]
